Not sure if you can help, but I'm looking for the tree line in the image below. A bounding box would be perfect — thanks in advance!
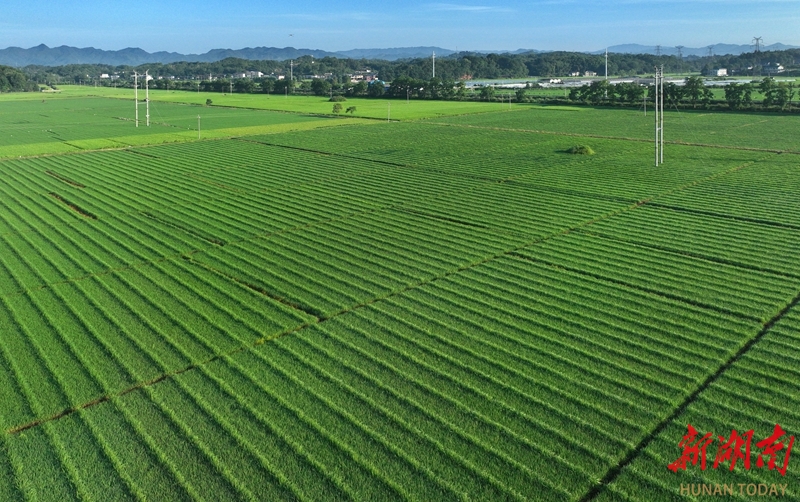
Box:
[20,48,800,86]
[566,77,796,111]
[0,65,38,92]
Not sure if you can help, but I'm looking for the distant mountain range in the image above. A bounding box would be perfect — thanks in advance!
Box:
[599,43,799,56]
[1,43,796,67]
[0,44,460,67]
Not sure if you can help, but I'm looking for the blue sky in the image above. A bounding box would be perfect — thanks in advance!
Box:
[2,0,799,53]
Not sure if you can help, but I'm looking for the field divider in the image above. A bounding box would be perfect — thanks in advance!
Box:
[140,212,226,247]
[182,256,323,320]
[47,192,97,219]
[233,137,417,169]
[579,287,800,502]
[44,170,85,188]
[183,173,249,195]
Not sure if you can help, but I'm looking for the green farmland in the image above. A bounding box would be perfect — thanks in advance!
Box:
[0,89,798,501]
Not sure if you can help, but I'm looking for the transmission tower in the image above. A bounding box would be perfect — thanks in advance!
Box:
[752,37,763,76]
[707,45,714,58]
[675,46,684,59]
[655,45,662,56]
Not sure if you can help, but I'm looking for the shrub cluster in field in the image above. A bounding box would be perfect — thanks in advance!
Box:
[566,145,595,155]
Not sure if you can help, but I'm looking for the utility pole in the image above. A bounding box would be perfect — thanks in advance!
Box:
[145,70,150,127]
[134,72,139,127]
[605,48,608,99]
[290,60,293,90]
[432,51,436,79]
[197,115,201,139]
[387,101,390,122]
[654,65,664,166]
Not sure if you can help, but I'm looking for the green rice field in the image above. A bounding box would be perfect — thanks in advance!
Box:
[0,88,798,501]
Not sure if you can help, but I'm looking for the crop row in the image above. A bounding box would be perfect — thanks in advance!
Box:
[146,180,395,244]
[426,107,800,153]
[402,181,631,240]
[597,305,800,501]
[582,205,800,277]
[0,256,312,433]
[0,96,327,158]
[248,123,587,179]
[0,195,222,296]
[519,231,798,322]
[653,153,800,228]
[510,145,768,201]
[0,245,767,501]
[191,208,522,318]
[6,139,470,223]
[5,146,371,218]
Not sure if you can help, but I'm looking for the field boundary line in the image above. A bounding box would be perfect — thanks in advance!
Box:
[0,119,367,162]
[47,192,97,219]
[579,289,800,502]
[184,257,323,319]
[140,212,227,247]
[44,170,85,188]
[233,137,417,169]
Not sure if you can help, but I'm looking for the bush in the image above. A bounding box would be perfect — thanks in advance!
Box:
[329,96,346,102]
[566,145,595,155]
[332,103,343,114]
[205,98,213,106]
